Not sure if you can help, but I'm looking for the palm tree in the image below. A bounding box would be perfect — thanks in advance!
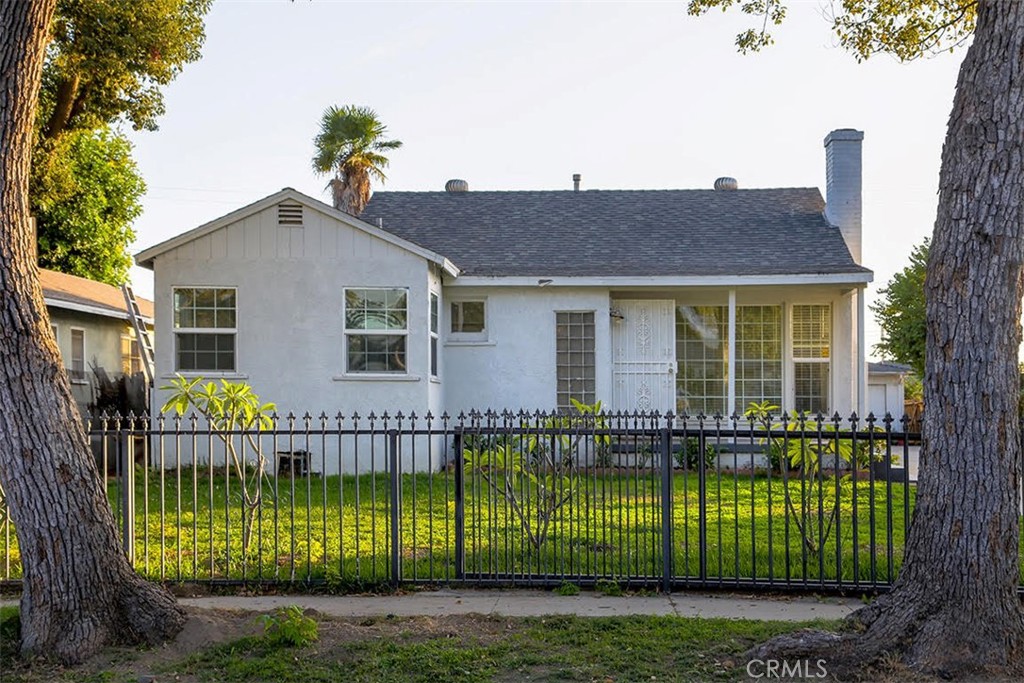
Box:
[312,105,402,216]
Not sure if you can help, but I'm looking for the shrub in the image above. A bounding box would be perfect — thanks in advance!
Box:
[259,606,319,647]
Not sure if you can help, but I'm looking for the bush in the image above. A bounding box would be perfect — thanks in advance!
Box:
[259,606,319,647]
[675,437,716,470]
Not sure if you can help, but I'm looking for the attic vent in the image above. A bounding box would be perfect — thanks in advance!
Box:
[277,202,304,226]
[714,177,738,191]
[445,179,469,193]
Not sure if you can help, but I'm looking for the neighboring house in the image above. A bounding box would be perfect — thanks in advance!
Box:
[137,129,873,467]
[41,268,154,414]
[867,361,912,429]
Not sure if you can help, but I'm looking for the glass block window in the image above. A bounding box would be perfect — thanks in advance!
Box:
[345,288,408,373]
[429,292,439,378]
[173,288,236,372]
[556,311,595,411]
[735,306,783,410]
[792,304,831,414]
[676,306,728,415]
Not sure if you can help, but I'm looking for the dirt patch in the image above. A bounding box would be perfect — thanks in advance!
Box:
[3,608,527,683]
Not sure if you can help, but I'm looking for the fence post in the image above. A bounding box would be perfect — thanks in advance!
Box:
[120,426,135,564]
[388,429,401,586]
[453,428,465,580]
[660,425,673,594]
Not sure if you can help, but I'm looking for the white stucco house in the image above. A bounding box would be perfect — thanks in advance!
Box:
[137,129,873,437]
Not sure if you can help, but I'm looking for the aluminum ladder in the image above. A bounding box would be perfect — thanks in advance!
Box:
[120,284,155,383]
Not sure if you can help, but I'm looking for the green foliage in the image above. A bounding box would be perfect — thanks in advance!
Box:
[0,606,19,662]
[160,375,277,553]
[554,581,580,596]
[594,579,623,596]
[687,0,976,61]
[31,126,144,285]
[312,104,402,215]
[904,373,923,403]
[872,239,929,377]
[462,399,610,548]
[675,437,716,470]
[40,0,213,136]
[259,606,319,648]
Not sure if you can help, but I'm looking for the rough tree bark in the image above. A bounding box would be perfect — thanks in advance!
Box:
[750,1,1024,678]
[0,0,186,664]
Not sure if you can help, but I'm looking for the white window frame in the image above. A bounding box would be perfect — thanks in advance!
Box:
[69,327,86,383]
[429,291,439,379]
[448,298,488,343]
[790,303,832,415]
[343,287,410,375]
[172,286,238,374]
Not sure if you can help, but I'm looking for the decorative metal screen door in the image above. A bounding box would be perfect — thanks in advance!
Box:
[611,300,676,413]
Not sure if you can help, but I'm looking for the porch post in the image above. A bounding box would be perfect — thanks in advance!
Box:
[857,286,867,419]
[727,289,736,417]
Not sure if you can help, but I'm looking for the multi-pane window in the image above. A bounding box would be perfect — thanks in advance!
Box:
[793,304,831,414]
[121,335,142,375]
[429,292,439,378]
[450,300,486,336]
[345,288,408,373]
[556,312,595,411]
[676,306,728,415]
[736,306,783,409]
[70,328,85,381]
[173,287,236,372]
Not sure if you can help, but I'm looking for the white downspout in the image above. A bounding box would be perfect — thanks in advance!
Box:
[857,286,867,420]
[728,289,737,418]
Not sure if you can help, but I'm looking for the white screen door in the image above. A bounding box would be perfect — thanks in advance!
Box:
[612,300,676,413]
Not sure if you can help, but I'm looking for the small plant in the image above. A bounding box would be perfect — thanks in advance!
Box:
[555,581,581,596]
[595,579,623,596]
[675,437,716,470]
[259,605,319,647]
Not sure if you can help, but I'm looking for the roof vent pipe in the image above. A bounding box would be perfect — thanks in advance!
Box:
[573,173,581,192]
[714,177,738,191]
[445,179,469,193]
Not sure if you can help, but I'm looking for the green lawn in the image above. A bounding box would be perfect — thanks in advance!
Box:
[1,468,921,588]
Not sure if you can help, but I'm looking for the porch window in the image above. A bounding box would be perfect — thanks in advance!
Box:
[345,288,408,373]
[736,306,783,409]
[793,304,831,414]
[676,306,728,415]
[173,287,236,372]
[556,311,595,410]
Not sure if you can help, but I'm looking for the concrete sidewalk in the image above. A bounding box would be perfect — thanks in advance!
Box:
[171,589,859,622]
[2,589,860,622]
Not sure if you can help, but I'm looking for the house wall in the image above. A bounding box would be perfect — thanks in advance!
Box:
[48,307,132,412]
[442,286,612,415]
[150,203,440,473]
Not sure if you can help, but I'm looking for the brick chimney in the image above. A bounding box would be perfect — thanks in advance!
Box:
[823,129,863,264]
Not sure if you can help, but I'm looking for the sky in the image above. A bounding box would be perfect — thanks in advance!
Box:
[124,0,968,359]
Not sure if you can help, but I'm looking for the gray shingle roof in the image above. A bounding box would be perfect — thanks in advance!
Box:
[868,361,913,375]
[361,188,870,278]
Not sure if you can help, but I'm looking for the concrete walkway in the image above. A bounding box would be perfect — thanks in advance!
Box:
[162,589,859,622]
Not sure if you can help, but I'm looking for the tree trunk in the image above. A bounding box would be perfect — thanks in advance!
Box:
[751,1,1024,678]
[0,0,185,664]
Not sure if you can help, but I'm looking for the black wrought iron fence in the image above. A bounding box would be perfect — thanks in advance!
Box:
[0,411,934,592]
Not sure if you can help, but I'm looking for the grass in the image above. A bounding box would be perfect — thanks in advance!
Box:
[0,467,922,587]
[0,607,847,683]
